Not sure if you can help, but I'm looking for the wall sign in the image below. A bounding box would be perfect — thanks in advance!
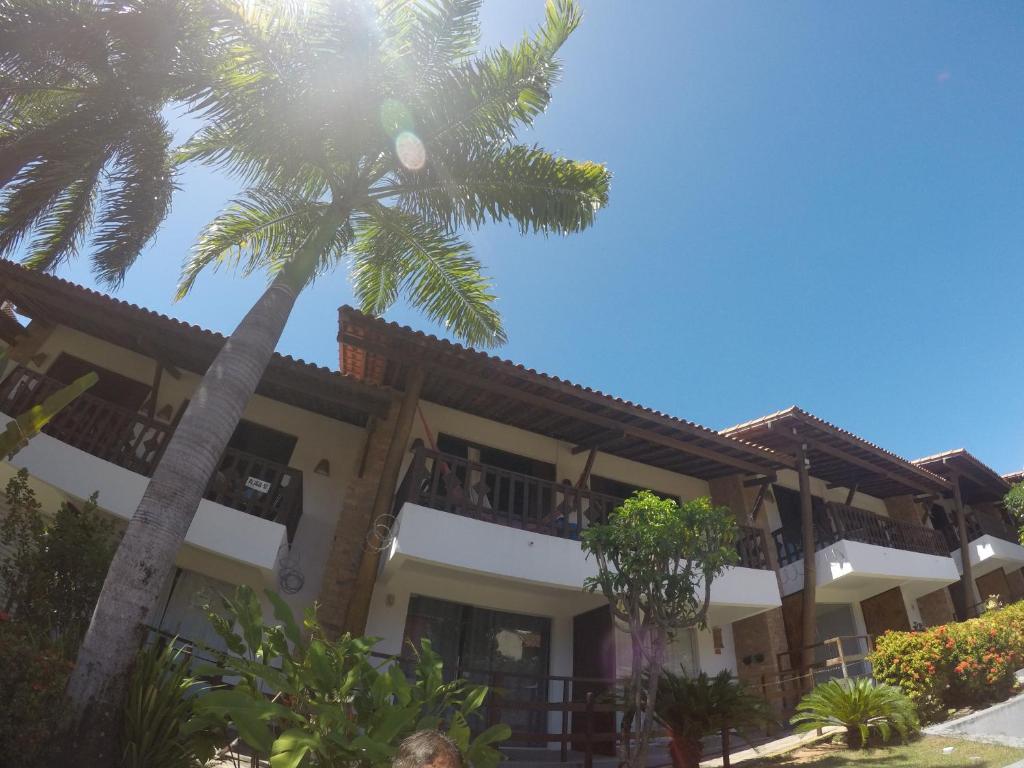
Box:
[246,476,272,494]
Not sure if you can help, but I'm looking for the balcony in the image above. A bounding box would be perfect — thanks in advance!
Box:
[400,445,771,569]
[379,446,781,623]
[771,502,959,602]
[0,365,301,583]
[942,507,1024,579]
[773,502,949,566]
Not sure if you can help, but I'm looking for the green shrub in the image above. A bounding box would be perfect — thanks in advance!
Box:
[0,468,118,654]
[653,668,774,768]
[191,586,511,768]
[790,677,919,749]
[869,629,948,721]
[0,616,73,767]
[870,601,1024,720]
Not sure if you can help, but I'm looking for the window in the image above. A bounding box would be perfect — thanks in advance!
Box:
[664,629,698,675]
[589,475,677,503]
[46,353,151,411]
[227,419,297,465]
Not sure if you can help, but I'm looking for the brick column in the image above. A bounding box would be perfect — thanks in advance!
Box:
[709,475,789,704]
[317,396,401,637]
[884,494,924,525]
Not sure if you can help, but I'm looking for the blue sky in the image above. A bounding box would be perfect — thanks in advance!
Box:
[34,1,1024,472]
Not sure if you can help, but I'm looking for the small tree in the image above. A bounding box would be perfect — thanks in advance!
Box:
[1004,482,1024,545]
[580,491,739,768]
[0,468,119,653]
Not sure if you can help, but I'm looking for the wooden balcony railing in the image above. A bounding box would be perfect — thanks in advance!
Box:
[398,445,622,539]
[0,365,303,541]
[962,512,1019,548]
[205,446,303,542]
[0,364,171,475]
[397,446,772,570]
[772,501,948,566]
[735,524,771,570]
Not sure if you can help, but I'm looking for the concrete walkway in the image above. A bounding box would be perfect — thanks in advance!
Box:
[924,691,1024,748]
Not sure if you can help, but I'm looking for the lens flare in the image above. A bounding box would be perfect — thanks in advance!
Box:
[395,131,426,171]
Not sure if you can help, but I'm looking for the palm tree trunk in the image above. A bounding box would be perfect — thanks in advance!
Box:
[60,212,342,766]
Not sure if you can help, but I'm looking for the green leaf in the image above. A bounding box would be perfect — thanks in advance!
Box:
[195,689,297,753]
[265,589,303,647]
[447,710,471,751]
[271,729,321,768]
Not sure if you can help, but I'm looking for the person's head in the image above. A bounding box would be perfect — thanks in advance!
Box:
[393,730,463,768]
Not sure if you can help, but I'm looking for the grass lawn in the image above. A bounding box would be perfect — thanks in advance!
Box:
[742,735,1024,768]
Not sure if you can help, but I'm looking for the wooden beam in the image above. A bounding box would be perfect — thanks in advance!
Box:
[571,429,624,455]
[743,473,777,487]
[145,361,164,419]
[576,447,598,489]
[341,347,786,477]
[749,483,768,523]
[951,473,977,619]
[798,443,816,680]
[800,435,950,495]
[844,483,859,507]
[340,330,793,473]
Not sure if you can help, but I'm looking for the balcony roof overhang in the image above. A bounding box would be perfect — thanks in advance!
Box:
[913,449,1011,505]
[722,407,951,498]
[0,260,391,426]
[338,307,791,480]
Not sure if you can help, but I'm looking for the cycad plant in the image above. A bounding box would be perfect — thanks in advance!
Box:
[653,668,773,768]
[2,1,610,761]
[790,677,919,749]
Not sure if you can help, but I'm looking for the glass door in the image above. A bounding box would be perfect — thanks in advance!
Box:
[402,596,551,741]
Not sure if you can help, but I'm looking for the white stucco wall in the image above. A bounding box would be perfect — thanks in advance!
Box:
[9,324,368,616]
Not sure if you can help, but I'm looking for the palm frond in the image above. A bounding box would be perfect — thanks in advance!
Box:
[406,0,481,75]
[352,204,505,347]
[177,188,324,298]
[90,113,175,286]
[21,158,103,272]
[379,143,610,234]
[0,154,82,257]
[413,0,580,148]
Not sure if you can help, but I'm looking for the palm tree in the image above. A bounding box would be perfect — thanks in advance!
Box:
[3,1,610,763]
[0,0,212,278]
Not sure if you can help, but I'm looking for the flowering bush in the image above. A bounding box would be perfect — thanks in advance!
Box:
[870,601,1024,721]
[869,628,948,722]
[0,616,74,767]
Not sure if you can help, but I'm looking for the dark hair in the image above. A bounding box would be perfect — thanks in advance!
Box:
[393,730,463,768]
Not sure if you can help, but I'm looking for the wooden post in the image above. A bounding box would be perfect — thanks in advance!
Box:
[584,692,594,768]
[343,366,425,635]
[487,671,500,729]
[721,727,731,768]
[834,637,848,678]
[951,475,976,619]
[560,679,570,762]
[797,442,817,680]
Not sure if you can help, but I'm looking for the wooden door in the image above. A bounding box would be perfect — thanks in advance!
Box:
[860,587,910,638]
[976,569,1012,607]
[571,606,615,755]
